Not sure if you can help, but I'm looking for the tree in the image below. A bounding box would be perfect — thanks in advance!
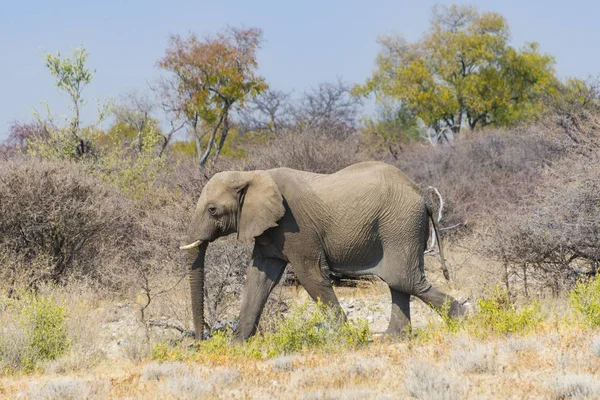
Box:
[3,121,50,153]
[112,90,157,153]
[361,102,421,159]
[111,90,184,157]
[28,46,111,159]
[237,88,292,136]
[293,80,362,139]
[158,27,267,167]
[354,4,556,141]
[44,46,93,143]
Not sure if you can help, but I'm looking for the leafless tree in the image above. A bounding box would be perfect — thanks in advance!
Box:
[2,121,51,153]
[237,89,292,135]
[115,90,185,157]
[114,90,155,153]
[291,79,362,139]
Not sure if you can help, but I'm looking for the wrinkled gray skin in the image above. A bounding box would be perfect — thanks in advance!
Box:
[182,161,465,341]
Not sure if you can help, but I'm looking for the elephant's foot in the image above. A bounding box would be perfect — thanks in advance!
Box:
[387,288,411,337]
[449,299,474,319]
[384,322,412,338]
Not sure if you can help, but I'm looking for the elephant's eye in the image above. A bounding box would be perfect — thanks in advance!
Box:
[207,204,218,216]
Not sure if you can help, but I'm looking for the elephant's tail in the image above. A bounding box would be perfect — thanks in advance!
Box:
[426,187,450,281]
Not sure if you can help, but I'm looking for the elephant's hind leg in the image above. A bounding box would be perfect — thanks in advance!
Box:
[413,281,465,318]
[386,288,411,336]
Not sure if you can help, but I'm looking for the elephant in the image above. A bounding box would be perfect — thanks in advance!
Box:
[180,161,466,341]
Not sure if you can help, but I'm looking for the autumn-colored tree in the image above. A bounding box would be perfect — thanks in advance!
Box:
[354,4,557,142]
[158,27,267,167]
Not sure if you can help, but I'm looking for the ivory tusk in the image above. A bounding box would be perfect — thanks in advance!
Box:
[179,240,202,250]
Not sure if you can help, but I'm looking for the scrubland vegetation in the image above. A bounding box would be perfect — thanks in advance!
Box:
[1,3,599,399]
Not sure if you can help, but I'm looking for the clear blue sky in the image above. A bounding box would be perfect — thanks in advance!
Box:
[1,0,599,140]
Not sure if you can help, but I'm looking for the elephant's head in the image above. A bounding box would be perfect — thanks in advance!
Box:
[179,170,285,339]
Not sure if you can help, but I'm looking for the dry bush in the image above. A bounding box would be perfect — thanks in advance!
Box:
[404,360,464,400]
[551,373,599,400]
[0,159,137,291]
[302,388,379,400]
[141,361,188,381]
[591,335,600,358]
[28,377,109,400]
[267,354,300,371]
[246,128,364,174]
[485,151,600,296]
[0,156,248,339]
[449,343,496,374]
[203,238,250,328]
[393,125,565,231]
[480,83,600,296]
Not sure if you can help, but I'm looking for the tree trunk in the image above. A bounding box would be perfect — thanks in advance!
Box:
[199,113,225,166]
[71,100,81,141]
[193,130,204,170]
[212,108,230,165]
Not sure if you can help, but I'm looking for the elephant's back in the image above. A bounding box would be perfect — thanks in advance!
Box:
[318,161,422,201]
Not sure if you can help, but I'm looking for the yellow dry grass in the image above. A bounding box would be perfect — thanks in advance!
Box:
[1,246,599,400]
[2,325,598,399]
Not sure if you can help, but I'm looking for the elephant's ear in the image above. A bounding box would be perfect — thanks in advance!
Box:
[236,171,285,241]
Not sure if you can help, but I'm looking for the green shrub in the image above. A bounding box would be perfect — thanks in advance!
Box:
[152,301,371,362]
[0,293,70,373]
[468,287,542,336]
[264,301,370,356]
[92,129,166,200]
[413,287,543,341]
[570,277,600,327]
[23,295,70,366]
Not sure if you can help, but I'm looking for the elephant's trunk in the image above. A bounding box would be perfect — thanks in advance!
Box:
[188,241,208,340]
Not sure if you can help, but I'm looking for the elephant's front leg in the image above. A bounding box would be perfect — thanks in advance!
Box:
[234,246,287,341]
[386,288,411,336]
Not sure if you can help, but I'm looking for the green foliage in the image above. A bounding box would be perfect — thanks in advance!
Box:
[0,293,70,373]
[21,294,70,371]
[263,301,370,356]
[169,140,198,158]
[413,287,543,342]
[151,301,371,362]
[107,119,162,145]
[26,123,82,160]
[439,299,461,334]
[570,277,600,327]
[363,102,422,146]
[546,77,600,115]
[44,47,93,98]
[92,124,165,200]
[28,46,112,160]
[354,4,556,135]
[467,288,542,337]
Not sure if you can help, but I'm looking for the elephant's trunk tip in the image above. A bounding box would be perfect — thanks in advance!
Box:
[179,240,203,250]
